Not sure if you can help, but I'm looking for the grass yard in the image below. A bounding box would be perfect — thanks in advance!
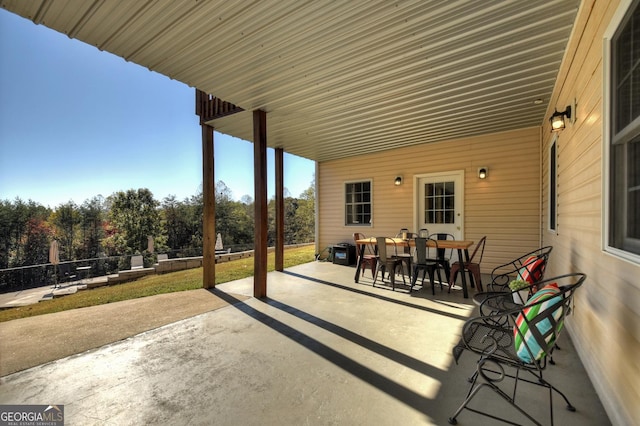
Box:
[0,245,316,322]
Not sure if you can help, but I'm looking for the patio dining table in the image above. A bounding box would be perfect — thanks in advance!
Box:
[354,237,475,298]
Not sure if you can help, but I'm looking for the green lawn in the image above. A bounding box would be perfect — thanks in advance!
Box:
[0,245,316,323]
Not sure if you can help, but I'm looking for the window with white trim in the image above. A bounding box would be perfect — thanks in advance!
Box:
[609,0,640,255]
[549,137,558,233]
[345,180,372,226]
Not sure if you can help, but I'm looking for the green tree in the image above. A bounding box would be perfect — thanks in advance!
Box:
[161,193,202,256]
[78,196,106,259]
[215,181,253,251]
[50,201,80,261]
[107,189,163,254]
[265,182,315,246]
[0,200,13,269]
[296,184,316,243]
[22,218,52,266]
[0,198,51,267]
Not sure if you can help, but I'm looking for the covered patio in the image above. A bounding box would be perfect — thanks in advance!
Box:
[2,1,638,424]
[0,262,608,425]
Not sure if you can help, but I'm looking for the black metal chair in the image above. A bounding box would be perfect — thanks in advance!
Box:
[472,246,553,313]
[428,232,455,291]
[393,230,417,282]
[353,232,377,278]
[449,273,586,426]
[372,237,405,290]
[410,237,441,294]
[488,246,553,292]
[449,236,487,293]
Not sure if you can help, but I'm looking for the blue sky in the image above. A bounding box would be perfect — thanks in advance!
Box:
[0,10,315,208]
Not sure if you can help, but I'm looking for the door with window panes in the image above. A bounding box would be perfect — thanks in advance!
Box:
[415,172,464,244]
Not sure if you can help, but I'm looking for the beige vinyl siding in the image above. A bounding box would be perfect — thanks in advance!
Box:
[541,0,639,424]
[318,126,541,272]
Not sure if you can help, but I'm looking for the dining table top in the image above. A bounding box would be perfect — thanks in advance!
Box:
[355,237,474,250]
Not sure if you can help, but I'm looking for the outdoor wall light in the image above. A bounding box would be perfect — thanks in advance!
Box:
[549,103,573,132]
[394,176,403,186]
[478,167,488,179]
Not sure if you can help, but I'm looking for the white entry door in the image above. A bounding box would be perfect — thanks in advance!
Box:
[414,171,464,240]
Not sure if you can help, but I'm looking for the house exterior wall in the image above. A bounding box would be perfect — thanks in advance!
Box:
[541,1,638,424]
[316,2,639,423]
[317,126,542,272]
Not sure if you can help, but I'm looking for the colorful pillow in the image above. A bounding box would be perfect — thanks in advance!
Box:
[517,256,545,284]
[513,284,562,362]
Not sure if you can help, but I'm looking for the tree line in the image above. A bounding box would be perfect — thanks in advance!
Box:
[0,180,315,290]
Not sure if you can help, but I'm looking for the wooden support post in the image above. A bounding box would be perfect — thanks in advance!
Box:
[202,124,216,289]
[253,110,268,298]
[275,148,284,271]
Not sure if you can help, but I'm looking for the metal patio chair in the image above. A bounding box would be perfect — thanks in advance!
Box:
[473,246,553,315]
[372,237,405,290]
[449,273,586,426]
[449,236,487,293]
[353,232,377,278]
[410,237,441,294]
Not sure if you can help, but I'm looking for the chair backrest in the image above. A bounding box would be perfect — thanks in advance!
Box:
[515,246,553,284]
[375,237,390,262]
[414,237,438,264]
[490,246,553,289]
[429,233,455,260]
[511,273,586,363]
[468,236,487,264]
[354,232,374,255]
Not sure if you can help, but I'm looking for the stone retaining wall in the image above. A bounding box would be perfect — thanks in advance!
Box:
[107,243,313,284]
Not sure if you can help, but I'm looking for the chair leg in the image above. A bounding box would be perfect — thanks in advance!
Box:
[449,357,577,426]
[404,259,412,283]
[428,268,436,295]
[373,264,384,286]
[390,265,396,290]
[436,267,444,291]
[449,366,545,425]
[449,269,458,293]
[410,267,418,293]
[473,270,483,292]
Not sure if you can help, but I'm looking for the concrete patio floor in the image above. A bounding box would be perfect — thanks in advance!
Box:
[0,261,610,425]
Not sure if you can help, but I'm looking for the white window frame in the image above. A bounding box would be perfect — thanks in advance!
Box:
[603,0,640,263]
[344,179,372,227]
[548,135,558,234]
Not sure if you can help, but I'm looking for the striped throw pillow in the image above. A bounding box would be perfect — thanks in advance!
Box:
[517,256,545,284]
[514,284,562,363]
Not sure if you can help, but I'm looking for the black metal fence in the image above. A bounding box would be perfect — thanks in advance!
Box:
[0,242,262,294]
[0,242,298,294]
[0,254,136,294]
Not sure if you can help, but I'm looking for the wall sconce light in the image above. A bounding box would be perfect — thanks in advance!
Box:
[394,176,403,186]
[549,99,576,132]
[478,167,488,179]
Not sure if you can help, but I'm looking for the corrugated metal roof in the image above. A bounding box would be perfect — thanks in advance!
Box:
[1,0,580,162]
